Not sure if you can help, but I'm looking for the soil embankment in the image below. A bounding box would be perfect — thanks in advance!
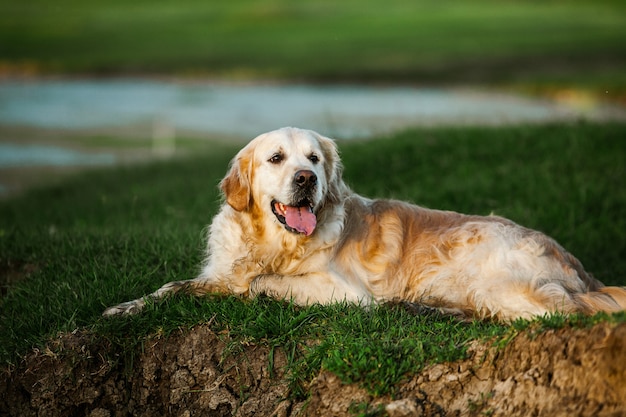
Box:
[1,322,625,416]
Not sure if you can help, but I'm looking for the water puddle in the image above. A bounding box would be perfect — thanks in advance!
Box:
[0,143,115,168]
[1,79,624,141]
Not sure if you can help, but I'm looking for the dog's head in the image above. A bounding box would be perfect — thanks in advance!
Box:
[220,127,345,237]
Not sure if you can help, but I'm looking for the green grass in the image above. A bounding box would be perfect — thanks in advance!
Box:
[1,123,626,395]
[1,0,626,90]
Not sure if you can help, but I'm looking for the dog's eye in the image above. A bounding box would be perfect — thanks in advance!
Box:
[269,153,284,164]
[308,154,320,164]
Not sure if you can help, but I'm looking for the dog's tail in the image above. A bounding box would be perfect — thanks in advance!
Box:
[574,286,626,315]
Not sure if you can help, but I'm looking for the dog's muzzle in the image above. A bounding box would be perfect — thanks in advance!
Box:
[271,170,318,236]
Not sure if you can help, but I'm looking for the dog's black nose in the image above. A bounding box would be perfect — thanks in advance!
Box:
[295,170,317,187]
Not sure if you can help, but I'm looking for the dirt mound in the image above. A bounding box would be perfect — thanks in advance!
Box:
[310,322,626,416]
[1,322,625,416]
[0,326,298,417]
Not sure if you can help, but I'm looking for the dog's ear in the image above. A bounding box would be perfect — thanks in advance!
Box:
[220,150,253,212]
[316,133,348,205]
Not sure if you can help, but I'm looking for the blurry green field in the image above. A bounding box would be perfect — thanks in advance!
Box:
[2,0,626,88]
[1,123,625,375]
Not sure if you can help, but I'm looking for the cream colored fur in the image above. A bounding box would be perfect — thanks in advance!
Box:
[104,127,626,321]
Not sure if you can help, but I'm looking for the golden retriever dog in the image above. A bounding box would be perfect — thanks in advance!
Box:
[104,127,626,321]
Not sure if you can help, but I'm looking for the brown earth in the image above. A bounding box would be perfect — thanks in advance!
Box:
[1,321,625,417]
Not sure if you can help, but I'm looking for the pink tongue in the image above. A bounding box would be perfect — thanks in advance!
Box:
[284,206,317,236]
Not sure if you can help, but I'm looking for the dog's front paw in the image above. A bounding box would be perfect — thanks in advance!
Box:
[102,299,146,316]
[249,277,265,298]
[249,275,291,301]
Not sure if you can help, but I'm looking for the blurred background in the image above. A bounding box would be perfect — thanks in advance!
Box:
[1,0,626,194]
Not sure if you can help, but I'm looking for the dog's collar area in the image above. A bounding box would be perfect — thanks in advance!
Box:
[271,199,317,236]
